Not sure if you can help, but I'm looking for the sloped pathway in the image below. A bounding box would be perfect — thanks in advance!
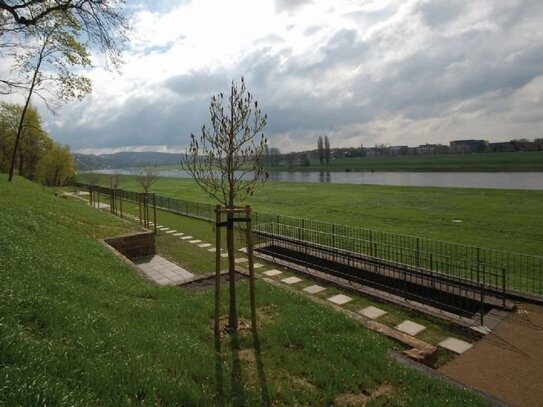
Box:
[440,302,543,407]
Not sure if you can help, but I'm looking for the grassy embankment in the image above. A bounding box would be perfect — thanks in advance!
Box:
[155,151,543,172]
[0,175,486,405]
[101,175,543,257]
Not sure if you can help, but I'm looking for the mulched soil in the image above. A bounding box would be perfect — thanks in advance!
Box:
[439,302,543,407]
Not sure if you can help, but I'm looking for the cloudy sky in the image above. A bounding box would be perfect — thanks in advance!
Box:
[29,0,543,153]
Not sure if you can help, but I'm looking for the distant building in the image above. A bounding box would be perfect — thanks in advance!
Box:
[486,142,515,152]
[416,144,449,155]
[450,139,488,153]
[389,146,409,156]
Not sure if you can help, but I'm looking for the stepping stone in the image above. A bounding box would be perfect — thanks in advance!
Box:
[238,247,247,253]
[263,269,283,277]
[181,235,193,240]
[282,276,302,285]
[253,263,264,269]
[220,253,229,258]
[395,320,426,336]
[303,285,326,294]
[198,243,212,248]
[327,294,353,305]
[235,257,248,263]
[189,239,202,244]
[159,227,169,231]
[173,233,184,236]
[438,337,473,354]
[208,248,217,252]
[156,225,163,228]
[166,230,177,234]
[359,306,387,320]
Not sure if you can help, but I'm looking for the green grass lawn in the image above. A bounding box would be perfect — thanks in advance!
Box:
[93,175,543,257]
[0,175,488,405]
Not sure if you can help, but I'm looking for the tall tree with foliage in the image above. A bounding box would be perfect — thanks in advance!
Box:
[183,78,267,332]
[7,20,91,181]
[0,102,52,178]
[36,142,75,186]
[317,136,324,164]
[324,135,331,164]
[0,0,127,93]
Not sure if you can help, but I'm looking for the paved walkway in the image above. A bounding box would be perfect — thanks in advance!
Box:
[440,303,543,407]
[133,255,194,285]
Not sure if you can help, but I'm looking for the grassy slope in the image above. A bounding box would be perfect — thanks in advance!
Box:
[0,176,486,405]
[111,176,543,256]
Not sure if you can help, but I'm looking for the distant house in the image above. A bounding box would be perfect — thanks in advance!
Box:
[450,139,488,153]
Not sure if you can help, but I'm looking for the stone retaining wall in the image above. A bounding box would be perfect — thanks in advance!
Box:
[104,231,155,259]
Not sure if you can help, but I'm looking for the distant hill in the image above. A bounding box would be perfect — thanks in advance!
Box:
[74,151,182,170]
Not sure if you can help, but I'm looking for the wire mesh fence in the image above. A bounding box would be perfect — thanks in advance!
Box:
[70,182,543,299]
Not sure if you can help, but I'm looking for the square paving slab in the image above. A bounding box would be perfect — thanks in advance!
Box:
[263,269,283,277]
[282,276,302,284]
[395,320,426,336]
[208,248,217,252]
[181,235,193,240]
[199,243,212,248]
[220,253,229,258]
[327,294,352,305]
[165,230,177,234]
[173,233,184,236]
[438,337,473,354]
[238,247,247,253]
[359,306,387,320]
[303,285,326,294]
[189,239,202,244]
[235,257,248,263]
[253,263,264,269]
[134,255,194,286]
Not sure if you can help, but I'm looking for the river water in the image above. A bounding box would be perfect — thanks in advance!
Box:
[97,169,543,190]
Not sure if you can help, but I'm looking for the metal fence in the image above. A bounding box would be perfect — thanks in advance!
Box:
[70,182,543,299]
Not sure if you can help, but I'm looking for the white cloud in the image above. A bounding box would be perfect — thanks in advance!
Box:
[2,0,539,154]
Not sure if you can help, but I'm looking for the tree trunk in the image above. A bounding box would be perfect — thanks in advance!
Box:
[226,83,238,332]
[8,38,45,182]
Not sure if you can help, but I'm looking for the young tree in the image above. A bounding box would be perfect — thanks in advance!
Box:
[183,78,267,332]
[7,21,92,181]
[317,136,324,164]
[135,165,160,193]
[324,135,331,164]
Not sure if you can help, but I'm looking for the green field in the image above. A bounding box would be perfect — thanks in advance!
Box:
[93,175,543,257]
[1,175,487,405]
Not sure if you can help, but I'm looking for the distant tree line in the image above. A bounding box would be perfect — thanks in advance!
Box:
[0,103,75,185]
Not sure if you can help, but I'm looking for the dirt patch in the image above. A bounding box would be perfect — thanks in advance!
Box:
[334,384,394,406]
[182,271,248,292]
[213,315,253,337]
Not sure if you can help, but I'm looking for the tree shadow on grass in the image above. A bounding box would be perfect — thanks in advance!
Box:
[214,330,271,406]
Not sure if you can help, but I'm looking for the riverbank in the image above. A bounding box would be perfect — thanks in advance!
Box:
[270,151,543,172]
[148,151,543,173]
